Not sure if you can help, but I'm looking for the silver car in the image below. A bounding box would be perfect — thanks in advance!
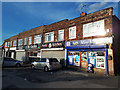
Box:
[31,58,61,72]
[2,57,23,67]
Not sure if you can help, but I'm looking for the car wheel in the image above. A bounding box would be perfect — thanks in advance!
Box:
[44,66,49,72]
[16,63,21,67]
[31,65,35,69]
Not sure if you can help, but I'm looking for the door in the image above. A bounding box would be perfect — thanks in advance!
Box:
[80,52,88,69]
[38,58,46,69]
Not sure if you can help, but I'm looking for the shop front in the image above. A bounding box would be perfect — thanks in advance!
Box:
[41,41,65,62]
[24,44,41,63]
[65,37,113,75]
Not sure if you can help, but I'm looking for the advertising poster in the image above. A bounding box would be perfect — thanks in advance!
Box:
[68,55,80,66]
[96,56,105,69]
[68,55,74,65]
[74,55,80,66]
[88,56,96,68]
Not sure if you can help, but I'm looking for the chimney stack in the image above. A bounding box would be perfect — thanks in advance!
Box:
[80,12,87,17]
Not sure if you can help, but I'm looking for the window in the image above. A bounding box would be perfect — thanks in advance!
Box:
[8,42,10,47]
[18,39,23,46]
[13,40,16,46]
[5,42,7,47]
[58,30,64,41]
[69,26,76,39]
[40,58,46,62]
[10,41,12,46]
[34,35,41,44]
[29,37,32,45]
[24,38,27,45]
[45,32,54,42]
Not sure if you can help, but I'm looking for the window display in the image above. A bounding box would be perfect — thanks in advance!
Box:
[88,51,105,69]
[68,51,80,66]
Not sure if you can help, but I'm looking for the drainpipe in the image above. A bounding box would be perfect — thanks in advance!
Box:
[106,49,109,75]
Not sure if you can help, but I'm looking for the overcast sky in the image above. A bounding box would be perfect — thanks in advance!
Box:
[1,1,120,45]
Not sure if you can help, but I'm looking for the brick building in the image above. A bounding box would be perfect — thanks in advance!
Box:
[3,7,120,75]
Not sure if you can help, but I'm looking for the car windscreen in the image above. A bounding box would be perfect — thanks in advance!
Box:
[49,58,58,62]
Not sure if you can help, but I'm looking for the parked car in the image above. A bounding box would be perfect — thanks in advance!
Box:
[2,57,23,67]
[31,58,61,72]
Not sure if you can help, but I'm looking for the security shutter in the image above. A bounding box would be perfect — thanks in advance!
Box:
[42,50,65,62]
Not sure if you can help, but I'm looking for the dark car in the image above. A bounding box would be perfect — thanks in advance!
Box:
[2,57,23,67]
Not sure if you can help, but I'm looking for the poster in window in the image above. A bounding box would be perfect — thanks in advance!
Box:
[96,56,105,69]
[68,55,74,65]
[74,55,80,66]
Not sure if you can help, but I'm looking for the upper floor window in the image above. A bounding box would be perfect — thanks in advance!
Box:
[5,42,7,47]
[45,32,54,42]
[58,30,64,41]
[8,42,10,47]
[18,39,23,46]
[10,41,12,46]
[69,26,76,39]
[34,35,41,44]
[29,37,32,45]
[24,38,27,45]
[13,40,16,46]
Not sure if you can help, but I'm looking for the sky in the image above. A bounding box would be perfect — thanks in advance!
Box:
[1,1,120,45]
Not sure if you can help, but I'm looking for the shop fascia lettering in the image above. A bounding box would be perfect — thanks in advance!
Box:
[18,44,39,50]
[66,37,113,46]
[41,41,64,48]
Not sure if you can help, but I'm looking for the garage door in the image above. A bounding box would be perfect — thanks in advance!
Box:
[42,50,65,62]
[16,51,25,61]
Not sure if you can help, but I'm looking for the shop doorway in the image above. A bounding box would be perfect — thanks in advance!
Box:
[80,52,88,69]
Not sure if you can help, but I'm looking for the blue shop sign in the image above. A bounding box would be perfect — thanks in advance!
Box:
[66,39,93,46]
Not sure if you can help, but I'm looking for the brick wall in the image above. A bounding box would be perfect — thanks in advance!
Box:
[3,7,116,48]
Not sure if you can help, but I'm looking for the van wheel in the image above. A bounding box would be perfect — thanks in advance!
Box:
[16,63,21,67]
[44,66,49,72]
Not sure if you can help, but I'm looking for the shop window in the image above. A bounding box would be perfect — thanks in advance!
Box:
[88,51,105,69]
[5,42,7,47]
[58,30,64,41]
[68,51,80,66]
[29,37,32,45]
[18,39,23,46]
[34,35,41,44]
[45,32,54,42]
[13,40,16,46]
[69,26,76,39]
[24,38,27,45]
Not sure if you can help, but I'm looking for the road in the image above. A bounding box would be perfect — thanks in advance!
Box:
[2,66,119,89]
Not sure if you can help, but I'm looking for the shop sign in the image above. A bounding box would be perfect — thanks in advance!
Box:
[66,37,112,46]
[18,44,40,50]
[27,44,38,49]
[41,41,65,48]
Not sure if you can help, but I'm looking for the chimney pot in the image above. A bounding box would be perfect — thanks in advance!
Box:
[80,12,87,17]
